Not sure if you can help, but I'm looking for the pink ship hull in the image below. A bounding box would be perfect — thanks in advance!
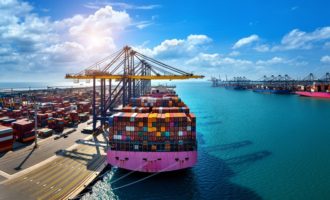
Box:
[107,150,197,173]
[296,91,330,99]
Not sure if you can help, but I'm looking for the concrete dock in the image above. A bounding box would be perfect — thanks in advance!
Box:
[0,122,108,200]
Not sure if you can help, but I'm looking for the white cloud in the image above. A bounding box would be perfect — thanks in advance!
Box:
[0,0,132,80]
[134,21,153,29]
[233,34,259,49]
[256,56,308,66]
[250,26,330,52]
[229,51,240,56]
[0,1,324,81]
[184,52,265,78]
[254,44,270,52]
[324,42,330,49]
[187,53,253,66]
[291,6,299,11]
[321,55,330,63]
[135,35,311,78]
[43,42,85,62]
[273,27,330,50]
[62,6,130,55]
[0,0,32,22]
[84,1,161,10]
[256,57,286,65]
[135,34,212,59]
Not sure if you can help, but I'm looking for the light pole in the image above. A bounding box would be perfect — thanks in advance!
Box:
[34,100,38,148]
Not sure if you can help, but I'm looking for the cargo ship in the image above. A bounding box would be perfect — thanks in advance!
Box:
[225,85,247,90]
[107,86,197,173]
[253,88,292,94]
[296,84,330,99]
[296,91,330,99]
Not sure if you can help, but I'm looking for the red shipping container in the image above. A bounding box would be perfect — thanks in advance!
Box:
[0,125,13,152]
[12,119,34,140]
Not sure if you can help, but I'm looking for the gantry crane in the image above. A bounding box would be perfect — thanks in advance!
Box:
[66,46,204,130]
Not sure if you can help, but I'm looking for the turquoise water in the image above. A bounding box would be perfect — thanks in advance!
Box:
[20,80,322,200]
[176,82,330,199]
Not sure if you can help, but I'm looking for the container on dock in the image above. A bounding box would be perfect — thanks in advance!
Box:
[77,101,91,113]
[11,110,22,118]
[38,128,54,138]
[1,118,16,127]
[69,111,79,123]
[21,130,36,142]
[78,113,89,122]
[37,113,48,127]
[51,118,65,132]
[0,125,13,152]
[12,119,34,141]
[0,116,9,124]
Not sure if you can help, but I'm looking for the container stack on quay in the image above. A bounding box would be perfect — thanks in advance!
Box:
[0,87,98,153]
[77,101,91,113]
[0,118,16,127]
[12,119,35,142]
[38,128,54,138]
[78,113,90,122]
[108,96,197,152]
[0,125,13,152]
[47,117,65,132]
[69,111,79,124]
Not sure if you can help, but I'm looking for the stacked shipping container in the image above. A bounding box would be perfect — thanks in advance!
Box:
[0,88,96,153]
[0,125,13,152]
[12,119,35,142]
[109,95,197,152]
[130,96,185,107]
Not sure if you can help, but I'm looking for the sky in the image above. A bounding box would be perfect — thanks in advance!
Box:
[0,0,330,82]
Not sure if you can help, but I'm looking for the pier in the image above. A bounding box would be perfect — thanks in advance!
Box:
[0,122,107,200]
[211,73,330,93]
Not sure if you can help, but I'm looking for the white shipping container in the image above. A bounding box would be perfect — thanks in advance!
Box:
[0,127,13,135]
[0,135,13,142]
[125,126,135,131]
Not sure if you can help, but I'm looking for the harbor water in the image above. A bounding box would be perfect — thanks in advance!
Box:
[5,81,329,199]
